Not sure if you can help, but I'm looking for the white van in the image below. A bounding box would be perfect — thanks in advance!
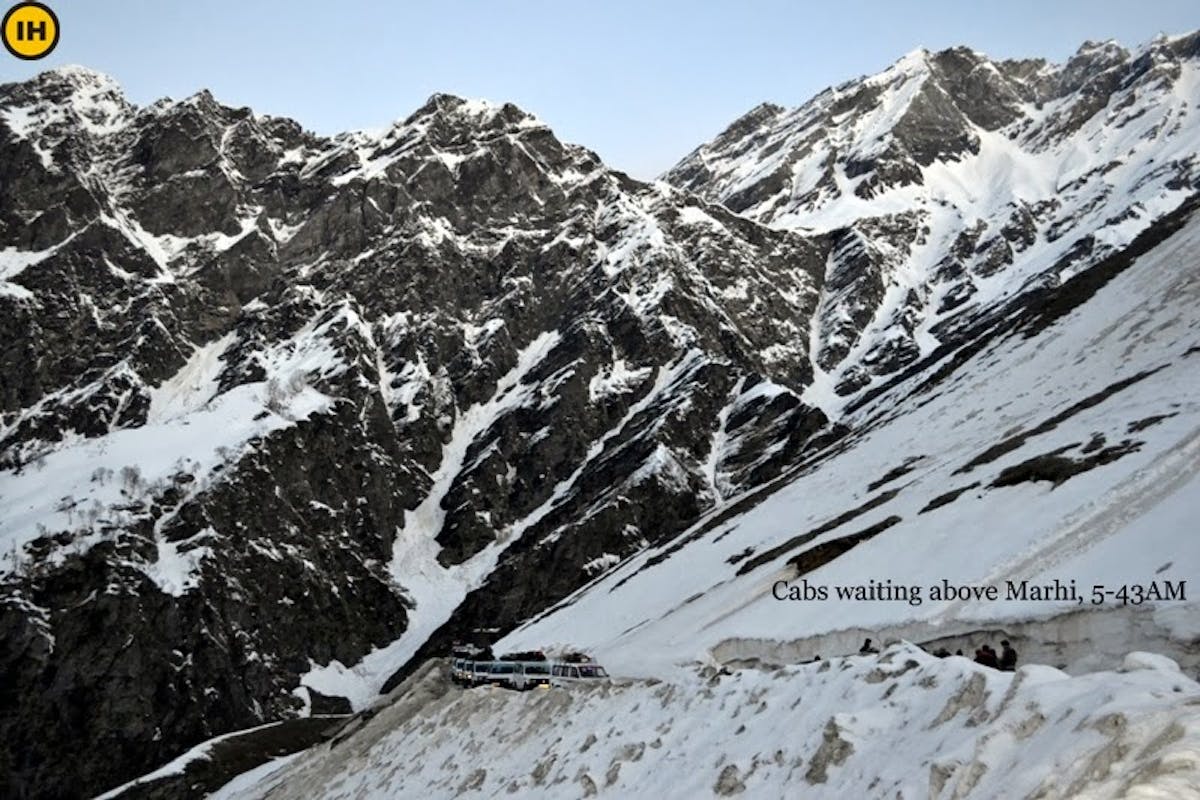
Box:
[549,662,609,686]
[510,661,552,690]
[481,661,552,690]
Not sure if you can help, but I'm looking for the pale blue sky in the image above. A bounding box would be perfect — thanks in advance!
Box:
[1,1,1196,177]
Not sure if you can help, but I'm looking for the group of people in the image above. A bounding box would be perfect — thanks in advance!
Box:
[931,640,1018,671]
[861,637,1019,671]
[972,640,1018,670]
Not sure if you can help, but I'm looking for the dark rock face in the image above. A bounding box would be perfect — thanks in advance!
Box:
[929,48,1025,131]
[0,307,414,797]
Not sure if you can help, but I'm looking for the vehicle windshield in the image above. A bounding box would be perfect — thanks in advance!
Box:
[578,665,607,678]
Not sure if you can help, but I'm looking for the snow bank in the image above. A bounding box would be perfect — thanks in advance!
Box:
[219,643,1200,799]
[1122,652,1183,673]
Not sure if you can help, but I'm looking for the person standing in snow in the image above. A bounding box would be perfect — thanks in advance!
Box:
[859,638,879,655]
[975,644,999,668]
[999,640,1018,671]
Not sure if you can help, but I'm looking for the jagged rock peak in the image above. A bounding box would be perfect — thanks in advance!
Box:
[395,91,544,138]
[0,64,134,144]
[1159,28,1200,58]
[0,63,130,114]
[1074,38,1128,58]
[879,46,933,75]
[709,101,785,145]
[1058,38,1130,80]
[5,63,124,95]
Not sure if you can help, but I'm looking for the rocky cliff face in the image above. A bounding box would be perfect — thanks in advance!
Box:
[1,30,1198,799]
[0,69,830,798]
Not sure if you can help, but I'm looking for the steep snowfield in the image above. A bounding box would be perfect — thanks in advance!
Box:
[216,645,1200,799]
[500,202,1200,678]
[300,331,565,709]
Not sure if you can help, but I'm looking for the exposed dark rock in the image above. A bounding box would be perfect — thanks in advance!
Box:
[919,483,980,514]
[1126,414,1178,433]
[0,71,834,798]
[867,457,924,492]
[737,488,901,576]
[102,716,348,800]
[991,441,1143,488]
[786,516,903,577]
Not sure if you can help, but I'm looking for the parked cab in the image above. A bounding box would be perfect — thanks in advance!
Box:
[480,661,552,690]
[450,660,484,687]
[450,651,608,690]
[549,661,609,686]
[467,661,493,686]
[481,661,518,688]
[513,661,551,690]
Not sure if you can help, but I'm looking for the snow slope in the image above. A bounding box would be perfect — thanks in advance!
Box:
[0,314,339,582]
[215,200,1200,800]
[217,645,1200,799]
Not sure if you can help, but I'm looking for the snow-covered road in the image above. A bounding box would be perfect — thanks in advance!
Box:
[216,644,1200,799]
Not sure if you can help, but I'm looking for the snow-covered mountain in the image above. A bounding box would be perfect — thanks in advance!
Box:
[667,33,1200,401]
[1,30,1198,800]
[0,67,831,799]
